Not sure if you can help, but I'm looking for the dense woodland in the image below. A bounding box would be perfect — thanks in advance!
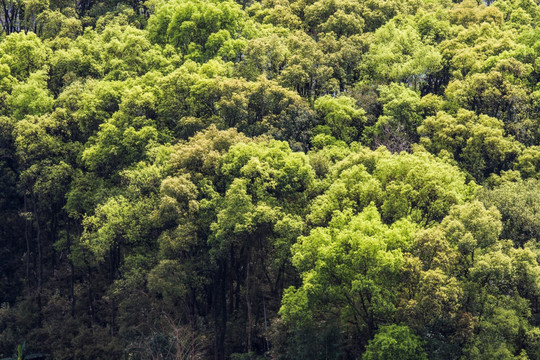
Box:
[1,0,540,358]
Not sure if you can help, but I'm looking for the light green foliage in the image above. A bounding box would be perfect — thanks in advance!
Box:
[81,168,160,260]
[379,83,422,127]
[75,77,166,178]
[7,70,53,120]
[148,0,246,60]
[13,112,75,169]
[448,0,503,27]
[247,0,303,29]
[362,325,427,360]
[419,109,522,181]
[282,204,413,336]
[240,32,289,80]
[442,200,502,258]
[55,79,126,139]
[168,125,251,182]
[439,201,540,357]
[210,178,279,256]
[470,242,540,297]
[368,83,422,151]
[303,0,365,37]
[438,14,516,86]
[514,146,540,178]
[360,18,442,86]
[82,195,132,259]
[158,63,314,146]
[494,0,540,27]
[414,9,450,44]
[314,95,366,143]
[210,140,314,261]
[0,32,50,81]
[278,30,336,96]
[82,122,158,176]
[308,146,476,226]
[49,21,181,90]
[80,152,169,260]
[220,140,314,202]
[444,67,533,143]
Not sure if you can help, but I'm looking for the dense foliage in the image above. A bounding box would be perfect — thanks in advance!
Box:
[1,0,540,358]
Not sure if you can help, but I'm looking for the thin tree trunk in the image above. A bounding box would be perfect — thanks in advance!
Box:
[66,217,75,317]
[88,267,95,322]
[246,250,253,353]
[263,296,269,352]
[24,195,30,296]
[213,261,227,360]
[111,298,115,336]
[32,195,42,320]
[229,245,234,314]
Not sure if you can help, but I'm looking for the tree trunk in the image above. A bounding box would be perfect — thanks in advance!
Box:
[246,250,253,353]
[213,260,227,360]
[24,195,30,296]
[32,195,43,321]
[66,218,75,317]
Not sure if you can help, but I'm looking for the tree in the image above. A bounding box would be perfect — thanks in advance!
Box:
[147,0,247,61]
[314,95,366,143]
[359,18,442,88]
[307,146,476,227]
[362,325,427,360]
[209,140,314,355]
[0,32,50,81]
[281,204,414,356]
[368,82,422,152]
[7,70,53,120]
[419,109,522,182]
[479,179,540,246]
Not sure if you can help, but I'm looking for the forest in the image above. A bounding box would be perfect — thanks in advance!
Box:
[1,0,540,358]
